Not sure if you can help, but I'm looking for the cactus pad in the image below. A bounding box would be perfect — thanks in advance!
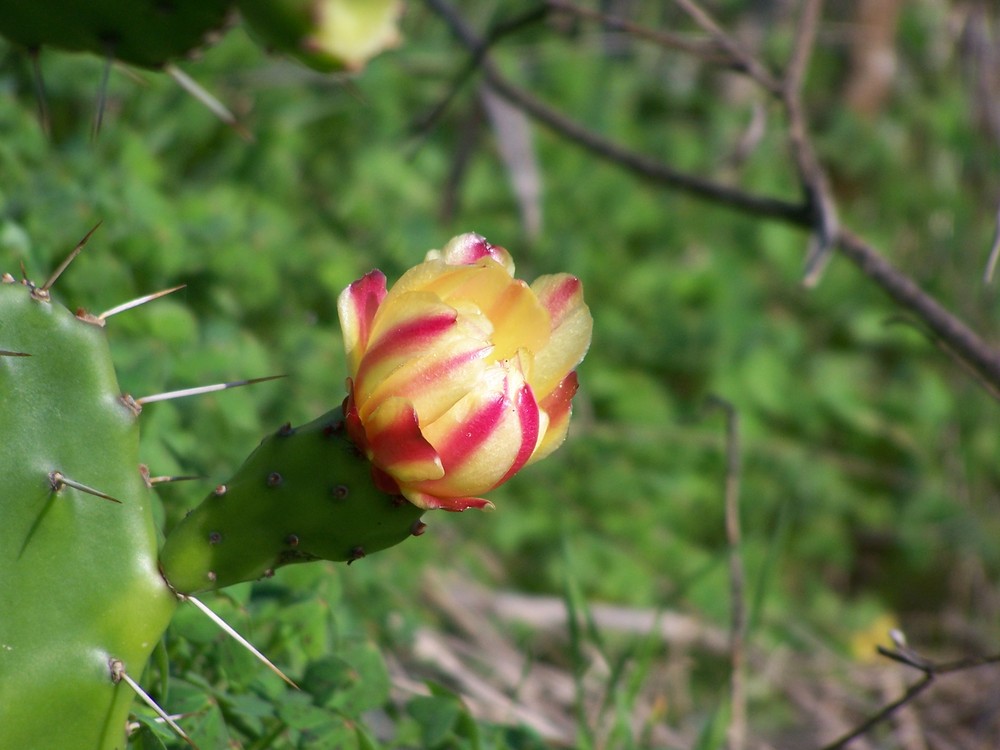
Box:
[0,274,177,750]
[159,408,425,594]
[0,0,231,68]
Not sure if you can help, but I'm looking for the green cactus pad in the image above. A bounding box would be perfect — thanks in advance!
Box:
[159,409,425,594]
[0,0,231,68]
[0,277,177,750]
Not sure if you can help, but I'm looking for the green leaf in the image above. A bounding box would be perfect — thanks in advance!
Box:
[408,694,462,748]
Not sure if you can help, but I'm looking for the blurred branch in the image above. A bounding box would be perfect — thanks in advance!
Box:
[818,640,1000,750]
[424,0,1000,398]
[422,0,809,224]
[983,200,1000,283]
[410,5,549,139]
[781,0,841,286]
[706,397,747,750]
[673,0,782,94]
[836,229,1000,391]
[547,0,726,62]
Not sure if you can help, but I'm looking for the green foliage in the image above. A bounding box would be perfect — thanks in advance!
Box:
[2,1,1000,746]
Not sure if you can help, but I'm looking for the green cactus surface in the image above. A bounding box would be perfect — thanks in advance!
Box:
[159,408,425,594]
[0,0,231,68]
[0,275,177,750]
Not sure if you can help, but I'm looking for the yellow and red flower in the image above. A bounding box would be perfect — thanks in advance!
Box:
[337,233,592,511]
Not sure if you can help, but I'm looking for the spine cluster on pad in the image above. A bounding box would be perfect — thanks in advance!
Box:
[159,409,425,594]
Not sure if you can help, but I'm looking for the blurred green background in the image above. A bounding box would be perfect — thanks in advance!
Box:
[2,2,1000,747]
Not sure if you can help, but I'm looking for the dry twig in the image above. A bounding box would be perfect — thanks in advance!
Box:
[423,0,1000,397]
[818,640,1000,750]
[707,396,747,750]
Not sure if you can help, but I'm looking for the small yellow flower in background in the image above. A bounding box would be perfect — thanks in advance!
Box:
[849,612,900,663]
[338,233,592,511]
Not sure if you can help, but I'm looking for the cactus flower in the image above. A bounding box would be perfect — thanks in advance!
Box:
[338,233,592,511]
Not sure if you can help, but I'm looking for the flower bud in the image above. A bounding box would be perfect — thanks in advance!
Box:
[337,233,592,511]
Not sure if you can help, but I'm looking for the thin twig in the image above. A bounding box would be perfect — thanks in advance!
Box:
[818,644,1000,750]
[983,200,1000,283]
[672,0,783,95]
[410,5,549,139]
[836,229,1000,392]
[547,0,726,61]
[879,644,1000,675]
[423,0,809,225]
[784,0,824,95]
[818,674,934,750]
[707,397,747,750]
[779,0,840,286]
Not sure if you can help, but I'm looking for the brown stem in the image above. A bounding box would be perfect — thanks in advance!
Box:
[423,0,1000,396]
[707,397,748,750]
[547,0,727,62]
[819,645,1000,750]
[836,230,1000,388]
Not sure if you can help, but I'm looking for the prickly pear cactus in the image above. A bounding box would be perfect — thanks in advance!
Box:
[0,271,177,750]
[0,0,231,68]
[160,408,425,594]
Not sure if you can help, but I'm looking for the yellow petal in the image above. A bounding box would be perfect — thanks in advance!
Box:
[483,280,550,363]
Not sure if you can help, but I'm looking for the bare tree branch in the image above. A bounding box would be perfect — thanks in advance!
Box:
[836,229,1000,389]
[424,0,1000,397]
[780,0,841,285]
[424,0,809,224]
[672,0,783,95]
[547,0,727,62]
[818,642,1000,750]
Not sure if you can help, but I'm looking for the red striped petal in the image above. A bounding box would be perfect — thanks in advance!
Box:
[343,382,369,454]
[416,358,539,497]
[436,233,515,275]
[337,270,387,377]
[370,465,402,495]
[529,274,592,399]
[355,296,460,403]
[529,371,579,463]
[534,274,582,327]
[403,489,496,512]
[365,396,444,483]
[364,344,492,427]
[494,379,540,487]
